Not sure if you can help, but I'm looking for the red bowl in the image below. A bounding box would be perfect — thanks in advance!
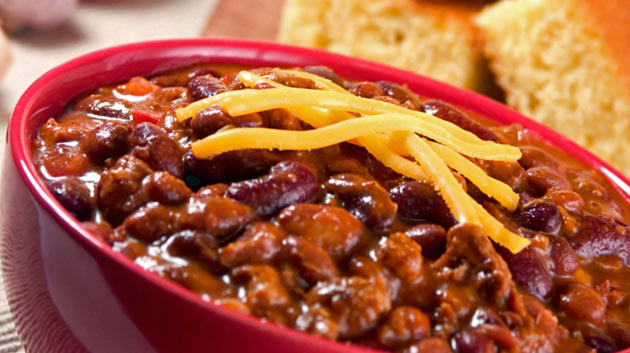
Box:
[1,39,629,353]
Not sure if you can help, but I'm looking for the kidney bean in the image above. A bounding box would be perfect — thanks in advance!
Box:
[523,167,570,195]
[220,222,286,268]
[548,235,578,275]
[98,155,152,225]
[570,214,630,265]
[181,194,254,242]
[232,265,292,324]
[83,122,132,164]
[295,306,339,341]
[132,122,183,178]
[47,177,92,221]
[377,233,424,284]
[277,204,363,259]
[118,204,180,242]
[183,149,282,183]
[584,334,619,353]
[190,104,263,137]
[326,173,397,231]
[423,100,499,142]
[401,338,453,353]
[451,329,495,353]
[483,161,526,191]
[226,161,317,216]
[76,95,131,120]
[283,236,339,285]
[262,109,303,130]
[389,180,456,228]
[377,306,430,348]
[517,201,561,234]
[556,282,606,325]
[163,229,221,270]
[306,276,391,338]
[499,246,552,300]
[187,74,228,101]
[405,223,446,260]
[375,81,423,110]
[542,189,584,213]
[347,81,384,98]
[145,171,191,204]
[518,146,559,170]
[303,65,342,85]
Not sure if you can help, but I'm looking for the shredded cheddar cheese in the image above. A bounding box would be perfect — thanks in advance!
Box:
[175,68,530,254]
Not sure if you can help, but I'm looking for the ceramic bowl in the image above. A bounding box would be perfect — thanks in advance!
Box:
[2,39,629,353]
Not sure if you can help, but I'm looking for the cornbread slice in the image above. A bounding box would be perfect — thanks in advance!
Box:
[278,0,495,93]
[476,0,630,176]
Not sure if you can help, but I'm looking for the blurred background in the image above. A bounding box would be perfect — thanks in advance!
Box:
[0,0,627,351]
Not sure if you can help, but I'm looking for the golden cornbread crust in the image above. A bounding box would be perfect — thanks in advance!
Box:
[476,0,630,176]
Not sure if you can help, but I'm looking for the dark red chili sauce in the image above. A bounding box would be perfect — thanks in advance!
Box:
[31,65,630,353]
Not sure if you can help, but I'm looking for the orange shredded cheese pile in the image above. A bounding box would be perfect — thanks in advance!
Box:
[175,69,529,253]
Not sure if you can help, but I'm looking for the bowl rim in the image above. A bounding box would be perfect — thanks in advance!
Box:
[7,38,630,353]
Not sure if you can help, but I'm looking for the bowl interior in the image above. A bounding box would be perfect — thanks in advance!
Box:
[8,38,630,353]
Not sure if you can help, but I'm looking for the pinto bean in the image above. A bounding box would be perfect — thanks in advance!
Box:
[226,161,318,216]
[145,171,191,204]
[377,233,424,283]
[98,155,152,225]
[283,236,339,285]
[303,66,342,85]
[76,95,131,120]
[261,109,303,130]
[83,122,132,164]
[295,306,339,340]
[389,180,456,228]
[81,221,116,244]
[523,167,570,195]
[277,204,363,259]
[163,229,221,270]
[306,276,391,338]
[190,104,263,137]
[232,265,292,324]
[556,282,607,326]
[118,204,180,242]
[518,146,559,170]
[377,306,431,348]
[132,122,183,178]
[220,222,286,268]
[47,177,92,221]
[326,173,397,231]
[187,74,228,101]
[375,81,422,110]
[347,81,384,98]
[542,189,584,213]
[401,338,453,353]
[451,329,495,353]
[549,235,578,275]
[181,194,254,242]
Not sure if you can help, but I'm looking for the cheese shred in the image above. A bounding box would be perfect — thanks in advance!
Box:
[176,69,530,253]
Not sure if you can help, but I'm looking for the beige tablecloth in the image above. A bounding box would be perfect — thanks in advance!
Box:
[0,1,219,351]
